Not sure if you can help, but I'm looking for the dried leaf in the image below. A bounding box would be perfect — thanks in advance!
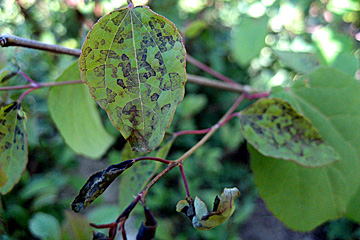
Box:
[176,188,240,230]
[71,160,134,212]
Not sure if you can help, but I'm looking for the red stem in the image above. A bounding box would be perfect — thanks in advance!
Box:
[0,80,83,91]
[17,88,38,102]
[18,71,40,86]
[174,112,241,137]
[186,55,238,85]
[179,164,190,197]
[245,91,270,99]
[133,157,172,165]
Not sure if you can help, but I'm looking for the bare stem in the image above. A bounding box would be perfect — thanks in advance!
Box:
[17,88,38,102]
[0,34,81,56]
[18,71,39,86]
[176,94,245,164]
[186,55,237,85]
[0,34,265,95]
[179,164,191,197]
[0,80,83,91]
[133,156,172,165]
[174,112,241,137]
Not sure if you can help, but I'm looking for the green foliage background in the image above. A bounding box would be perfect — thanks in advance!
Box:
[0,0,359,239]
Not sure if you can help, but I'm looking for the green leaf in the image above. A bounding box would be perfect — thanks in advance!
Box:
[273,50,321,75]
[0,102,28,194]
[29,212,61,240]
[48,61,114,159]
[239,98,339,167]
[71,160,134,212]
[118,142,155,210]
[313,27,358,76]
[118,135,174,210]
[79,5,187,152]
[251,67,360,230]
[230,15,268,67]
[0,164,7,187]
[61,211,93,240]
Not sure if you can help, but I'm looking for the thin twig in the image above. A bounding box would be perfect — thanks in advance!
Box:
[0,34,264,94]
[0,80,84,91]
[186,55,238,85]
[187,74,254,93]
[179,164,191,197]
[176,94,245,164]
[0,34,82,56]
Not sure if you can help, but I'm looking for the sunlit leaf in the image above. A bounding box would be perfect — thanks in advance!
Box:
[273,50,321,75]
[313,27,358,76]
[71,160,134,212]
[49,60,114,159]
[79,5,187,152]
[0,102,28,194]
[230,15,268,66]
[177,187,240,230]
[251,67,360,230]
[239,98,339,167]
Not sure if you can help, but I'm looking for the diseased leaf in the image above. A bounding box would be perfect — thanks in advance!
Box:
[273,50,321,75]
[252,67,360,230]
[79,5,187,152]
[71,160,134,212]
[176,187,240,230]
[0,102,28,194]
[239,98,339,167]
[49,61,114,159]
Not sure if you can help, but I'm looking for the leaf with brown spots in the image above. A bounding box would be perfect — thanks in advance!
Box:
[79,5,186,152]
[0,102,28,194]
[239,98,339,167]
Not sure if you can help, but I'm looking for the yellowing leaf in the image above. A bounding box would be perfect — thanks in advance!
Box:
[79,5,187,152]
[0,102,28,194]
[176,187,240,230]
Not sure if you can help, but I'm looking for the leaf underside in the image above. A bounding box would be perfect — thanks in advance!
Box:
[48,60,114,159]
[0,102,28,194]
[240,98,339,167]
[79,5,186,152]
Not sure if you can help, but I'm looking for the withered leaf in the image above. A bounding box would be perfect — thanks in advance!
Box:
[177,187,240,230]
[72,160,134,212]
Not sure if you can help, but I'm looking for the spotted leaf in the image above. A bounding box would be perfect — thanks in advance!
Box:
[79,5,186,152]
[239,98,339,167]
[0,102,28,194]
